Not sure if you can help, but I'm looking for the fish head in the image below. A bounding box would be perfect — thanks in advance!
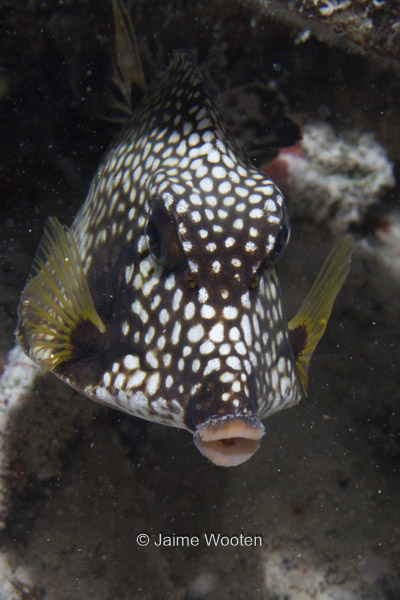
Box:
[132,163,301,466]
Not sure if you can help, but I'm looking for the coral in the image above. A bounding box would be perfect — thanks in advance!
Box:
[266,123,394,233]
[372,209,400,275]
[237,0,400,69]
[0,345,101,529]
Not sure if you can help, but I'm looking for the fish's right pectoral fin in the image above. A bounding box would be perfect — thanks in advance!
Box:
[17,217,106,373]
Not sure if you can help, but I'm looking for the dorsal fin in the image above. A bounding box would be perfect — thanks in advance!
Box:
[288,237,354,395]
[110,0,147,117]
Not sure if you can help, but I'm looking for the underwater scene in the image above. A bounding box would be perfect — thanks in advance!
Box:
[0,0,400,598]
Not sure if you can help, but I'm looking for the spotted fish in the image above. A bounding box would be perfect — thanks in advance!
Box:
[16,1,354,467]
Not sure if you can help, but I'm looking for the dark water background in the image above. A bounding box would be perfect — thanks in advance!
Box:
[0,1,400,598]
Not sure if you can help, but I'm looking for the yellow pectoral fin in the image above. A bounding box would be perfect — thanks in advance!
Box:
[288,237,354,396]
[17,217,106,371]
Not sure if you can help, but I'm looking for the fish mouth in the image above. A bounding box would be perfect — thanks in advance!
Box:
[193,416,265,467]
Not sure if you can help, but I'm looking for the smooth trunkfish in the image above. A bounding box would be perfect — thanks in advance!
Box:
[17,0,354,467]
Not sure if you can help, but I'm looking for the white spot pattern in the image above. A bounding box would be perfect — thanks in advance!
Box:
[66,53,299,433]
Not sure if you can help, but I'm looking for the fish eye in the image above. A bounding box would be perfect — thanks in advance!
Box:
[145,197,187,271]
[145,217,164,262]
[250,273,260,290]
[250,204,291,290]
[267,204,291,266]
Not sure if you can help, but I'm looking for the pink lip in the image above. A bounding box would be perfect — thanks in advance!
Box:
[193,415,265,467]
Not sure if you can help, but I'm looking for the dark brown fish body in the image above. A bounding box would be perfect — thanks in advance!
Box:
[17,14,353,466]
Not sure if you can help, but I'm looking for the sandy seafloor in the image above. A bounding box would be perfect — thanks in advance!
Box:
[1,1,400,598]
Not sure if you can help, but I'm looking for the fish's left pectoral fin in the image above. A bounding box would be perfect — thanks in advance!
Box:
[17,217,107,373]
[288,237,354,396]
